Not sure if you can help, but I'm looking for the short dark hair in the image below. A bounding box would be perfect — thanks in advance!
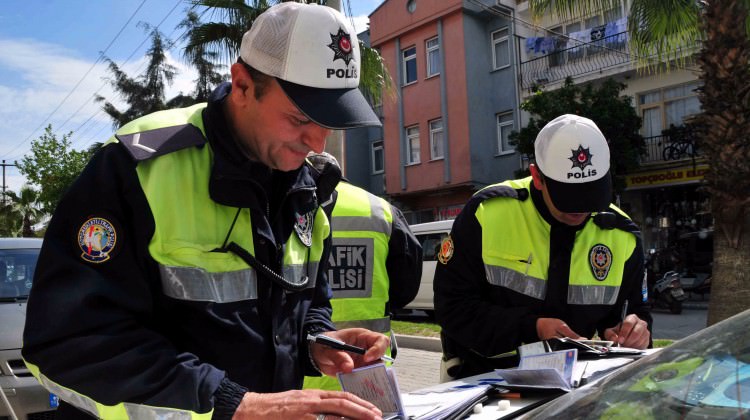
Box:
[238,58,273,100]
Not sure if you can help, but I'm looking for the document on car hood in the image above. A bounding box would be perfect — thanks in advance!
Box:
[495,349,577,392]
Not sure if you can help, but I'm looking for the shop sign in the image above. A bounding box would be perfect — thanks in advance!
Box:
[433,205,462,221]
[625,164,709,190]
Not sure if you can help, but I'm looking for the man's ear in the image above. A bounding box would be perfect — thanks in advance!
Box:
[230,62,254,101]
[529,163,545,190]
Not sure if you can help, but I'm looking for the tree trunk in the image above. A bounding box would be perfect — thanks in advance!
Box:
[694,0,750,324]
[707,203,750,325]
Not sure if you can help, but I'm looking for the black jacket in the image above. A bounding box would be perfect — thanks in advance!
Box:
[435,182,652,378]
[22,83,339,419]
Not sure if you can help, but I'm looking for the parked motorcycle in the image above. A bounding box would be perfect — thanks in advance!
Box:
[652,270,687,314]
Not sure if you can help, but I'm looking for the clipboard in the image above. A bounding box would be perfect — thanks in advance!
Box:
[546,337,644,358]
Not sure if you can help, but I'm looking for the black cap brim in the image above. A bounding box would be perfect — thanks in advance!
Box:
[277,79,381,129]
[544,171,613,213]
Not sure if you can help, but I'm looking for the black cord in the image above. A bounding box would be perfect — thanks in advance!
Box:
[221,208,243,250]
[227,242,310,292]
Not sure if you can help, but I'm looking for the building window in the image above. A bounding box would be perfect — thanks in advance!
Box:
[407,0,416,13]
[429,119,444,160]
[639,81,702,137]
[402,46,417,85]
[406,126,420,164]
[491,27,510,70]
[496,112,514,154]
[372,140,384,174]
[426,37,441,77]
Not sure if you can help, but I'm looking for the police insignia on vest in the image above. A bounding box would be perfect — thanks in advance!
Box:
[589,243,612,281]
[438,236,454,265]
[294,211,314,247]
[77,217,117,263]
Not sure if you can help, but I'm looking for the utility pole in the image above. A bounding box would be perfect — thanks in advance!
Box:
[324,0,347,175]
[1,160,16,205]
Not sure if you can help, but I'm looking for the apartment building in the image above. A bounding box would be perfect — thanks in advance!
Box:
[514,0,711,274]
[344,0,711,277]
[359,0,521,223]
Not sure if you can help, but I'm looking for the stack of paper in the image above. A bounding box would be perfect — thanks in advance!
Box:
[495,349,578,391]
[401,385,491,420]
[338,363,491,420]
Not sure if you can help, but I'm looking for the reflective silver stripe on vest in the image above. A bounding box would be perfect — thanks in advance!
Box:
[160,265,258,303]
[568,284,620,305]
[332,194,392,236]
[125,403,194,419]
[37,373,99,418]
[334,317,391,333]
[282,261,320,290]
[38,372,199,419]
[485,265,546,300]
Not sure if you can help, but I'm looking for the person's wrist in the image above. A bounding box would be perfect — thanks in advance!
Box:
[307,339,323,374]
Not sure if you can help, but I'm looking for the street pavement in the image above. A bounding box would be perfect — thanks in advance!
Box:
[392,306,709,392]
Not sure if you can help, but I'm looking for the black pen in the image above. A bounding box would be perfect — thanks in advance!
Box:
[617,299,629,347]
[307,334,394,362]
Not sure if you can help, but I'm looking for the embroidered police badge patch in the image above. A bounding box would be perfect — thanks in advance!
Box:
[437,236,454,265]
[294,211,314,247]
[589,244,612,281]
[78,217,117,263]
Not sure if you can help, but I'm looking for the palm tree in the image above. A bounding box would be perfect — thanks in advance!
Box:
[0,198,23,237]
[175,10,227,105]
[3,186,44,237]
[528,0,750,324]
[182,0,394,103]
[97,25,177,128]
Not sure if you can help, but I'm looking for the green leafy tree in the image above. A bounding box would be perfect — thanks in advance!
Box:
[3,186,44,237]
[509,77,644,192]
[182,0,394,103]
[97,24,177,128]
[16,125,92,215]
[528,0,750,324]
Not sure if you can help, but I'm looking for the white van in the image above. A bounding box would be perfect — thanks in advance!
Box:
[403,220,454,315]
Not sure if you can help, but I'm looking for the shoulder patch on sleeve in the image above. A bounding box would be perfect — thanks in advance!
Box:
[77,216,120,263]
[116,124,206,161]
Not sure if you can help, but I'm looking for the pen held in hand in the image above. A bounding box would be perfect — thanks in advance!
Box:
[616,299,629,347]
[307,334,394,363]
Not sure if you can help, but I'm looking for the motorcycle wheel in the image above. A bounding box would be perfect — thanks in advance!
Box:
[669,300,683,314]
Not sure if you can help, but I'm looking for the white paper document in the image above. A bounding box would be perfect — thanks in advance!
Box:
[401,384,491,420]
[495,349,578,391]
[337,363,404,418]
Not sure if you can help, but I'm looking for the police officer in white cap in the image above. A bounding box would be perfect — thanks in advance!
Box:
[434,114,652,380]
[23,3,387,419]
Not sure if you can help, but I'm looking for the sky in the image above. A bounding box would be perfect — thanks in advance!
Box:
[0,0,383,195]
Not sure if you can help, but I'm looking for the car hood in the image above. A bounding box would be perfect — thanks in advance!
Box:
[0,302,26,350]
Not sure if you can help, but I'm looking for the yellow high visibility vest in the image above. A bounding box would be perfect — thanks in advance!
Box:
[476,177,636,305]
[304,181,392,390]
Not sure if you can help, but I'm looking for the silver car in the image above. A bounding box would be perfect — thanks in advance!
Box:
[0,237,57,419]
[521,307,750,419]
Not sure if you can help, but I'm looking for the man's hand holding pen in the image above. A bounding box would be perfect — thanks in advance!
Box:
[603,301,650,349]
[308,328,391,377]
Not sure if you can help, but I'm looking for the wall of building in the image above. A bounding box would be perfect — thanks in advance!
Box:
[462,4,521,186]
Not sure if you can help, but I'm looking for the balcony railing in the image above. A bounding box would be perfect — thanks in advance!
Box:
[519,31,700,92]
[520,31,632,91]
[641,133,701,165]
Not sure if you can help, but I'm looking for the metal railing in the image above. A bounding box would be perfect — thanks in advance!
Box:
[519,31,700,92]
[641,132,701,164]
[520,31,631,90]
